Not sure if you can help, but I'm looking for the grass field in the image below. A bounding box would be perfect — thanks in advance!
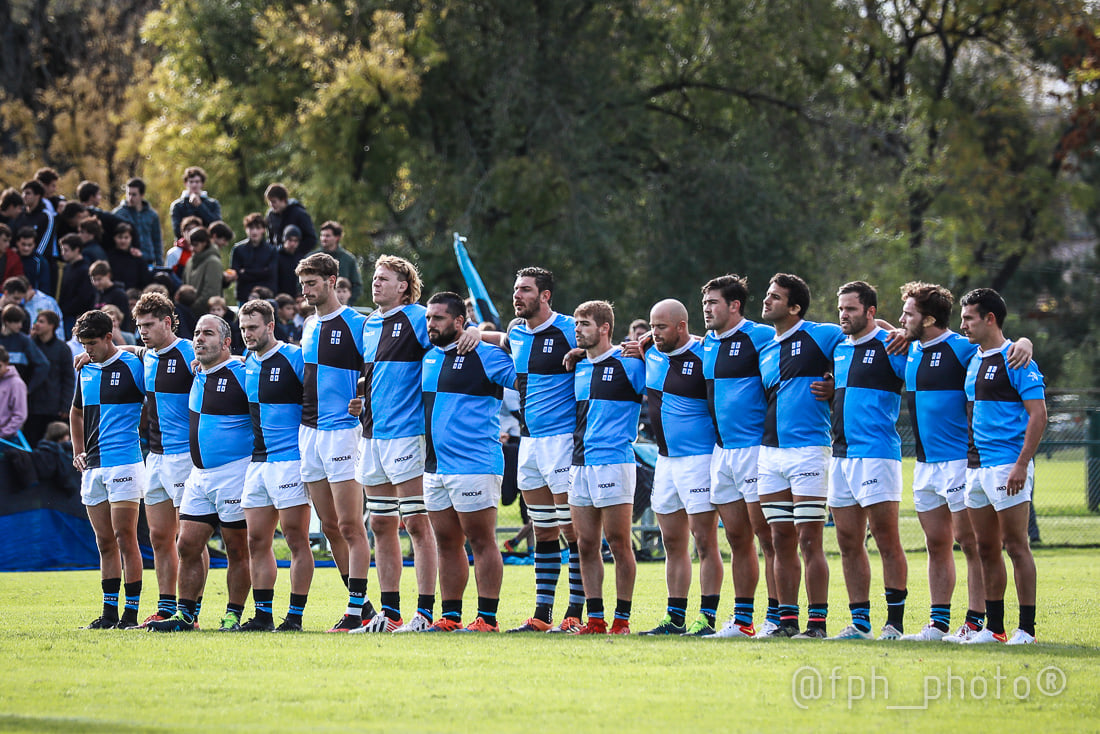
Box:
[1,549,1097,733]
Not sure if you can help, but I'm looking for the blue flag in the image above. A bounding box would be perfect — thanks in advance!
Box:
[453,232,501,329]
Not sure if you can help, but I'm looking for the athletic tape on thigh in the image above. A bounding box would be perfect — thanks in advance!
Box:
[793,501,828,525]
[398,496,427,517]
[555,503,572,525]
[366,496,400,517]
[527,504,558,528]
[761,500,794,524]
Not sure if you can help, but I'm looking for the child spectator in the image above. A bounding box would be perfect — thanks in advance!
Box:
[77,217,109,263]
[0,345,28,440]
[106,222,150,290]
[335,276,352,306]
[0,224,25,282]
[89,260,134,332]
[14,226,50,293]
[273,293,302,345]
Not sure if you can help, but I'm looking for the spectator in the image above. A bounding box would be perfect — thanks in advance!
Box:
[629,318,649,341]
[14,226,50,293]
[0,224,25,282]
[89,260,134,332]
[106,222,150,291]
[273,293,302,345]
[0,345,27,440]
[264,183,316,254]
[101,304,136,346]
[34,167,65,212]
[318,221,362,303]
[76,180,124,246]
[209,219,237,290]
[112,177,163,266]
[183,227,223,316]
[249,285,274,302]
[57,234,96,337]
[32,421,79,495]
[2,275,64,340]
[274,224,303,297]
[13,180,56,276]
[231,212,277,303]
[55,200,87,241]
[26,310,74,446]
[0,188,24,228]
[206,295,246,355]
[169,166,221,238]
[165,215,204,278]
[335,277,352,306]
[174,284,198,338]
[77,217,109,264]
[0,305,47,396]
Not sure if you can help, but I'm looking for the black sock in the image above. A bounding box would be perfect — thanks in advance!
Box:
[380,591,401,621]
[122,580,141,622]
[1018,604,1036,636]
[417,594,435,622]
[614,599,631,621]
[101,578,121,621]
[885,587,907,631]
[253,588,274,623]
[287,593,308,623]
[226,602,245,617]
[700,595,720,627]
[766,597,781,625]
[929,604,951,632]
[965,608,986,630]
[340,574,350,589]
[807,603,827,632]
[158,593,177,616]
[346,578,368,619]
[477,596,499,626]
[986,599,1005,635]
[667,596,687,627]
[586,597,604,619]
[178,598,198,623]
[441,599,462,623]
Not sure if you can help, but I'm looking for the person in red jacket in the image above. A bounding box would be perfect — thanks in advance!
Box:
[0,224,25,283]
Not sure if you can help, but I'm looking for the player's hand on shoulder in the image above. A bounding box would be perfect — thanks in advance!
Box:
[1006,337,1033,369]
[73,352,91,371]
[811,372,834,401]
[456,324,481,354]
[563,347,585,371]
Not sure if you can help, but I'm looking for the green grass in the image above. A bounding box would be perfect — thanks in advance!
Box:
[0,549,1097,732]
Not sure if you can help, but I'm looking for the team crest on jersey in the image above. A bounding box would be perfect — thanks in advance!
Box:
[862,349,876,364]
[681,362,694,375]
[167,359,177,374]
[929,352,941,367]
[790,340,802,356]
[269,367,281,382]
[601,366,615,381]
[330,330,342,345]
[542,338,554,353]
[728,342,741,357]
[391,323,403,338]
[109,371,120,386]
[984,365,998,380]
[452,356,465,370]
[216,377,228,392]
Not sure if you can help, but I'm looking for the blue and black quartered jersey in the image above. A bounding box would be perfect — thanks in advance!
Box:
[645,340,715,457]
[831,328,906,460]
[965,340,1045,468]
[507,312,577,438]
[189,358,252,469]
[361,303,431,440]
[905,331,975,464]
[75,350,145,469]
[573,347,645,466]
[245,342,304,463]
[702,320,773,449]
[422,341,516,474]
[759,320,844,448]
[301,306,366,431]
[143,338,196,456]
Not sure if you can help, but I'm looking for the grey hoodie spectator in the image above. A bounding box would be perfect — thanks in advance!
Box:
[0,346,27,439]
[113,177,164,265]
[169,166,222,237]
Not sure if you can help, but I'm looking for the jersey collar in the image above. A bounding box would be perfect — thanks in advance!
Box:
[712,317,747,341]
[155,337,182,356]
[376,304,404,318]
[204,357,237,373]
[773,319,804,343]
[977,339,1011,358]
[526,311,559,334]
[918,330,953,349]
[846,327,882,346]
[254,340,284,361]
[318,306,348,322]
[589,346,618,364]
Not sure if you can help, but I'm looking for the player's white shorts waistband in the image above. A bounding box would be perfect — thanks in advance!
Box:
[965,462,1033,512]
[569,463,636,508]
[144,451,193,507]
[517,433,573,494]
[913,459,968,514]
[424,473,502,513]
[652,454,713,515]
[828,456,903,508]
[757,445,829,498]
[180,456,250,523]
[710,445,760,505]
[81,461,147,506]
[299,425,359,484]
[243,460,309,510]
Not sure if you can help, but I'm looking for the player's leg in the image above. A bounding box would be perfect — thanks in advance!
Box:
[397,473,437,625]
[456,502,503,631]
[427,504,469,631]
[950,506,987,638]
[748,501,779,633]
[966,501,1007,642]
[110,500,143,627]
[305,478,349,577]
[867,499,907,638]
[570,503,607,633]
[507,484,559,631]
[84,497,122,628]
[327,476,371,629]
[758,447,800,636]
[686,509,721,635]
[174,517,215,626]
[998,500,1036,643]
[144,499,179,614]
[365,479,402,627]
[602,502,636,634]
[910,504,954,640]
[554,489,585,630]
[217,521,251,631]
[243,504,279,630]
[277,502,315,630]
[715,499,758,636]
[829,502,871,639]
[644,508,691,634]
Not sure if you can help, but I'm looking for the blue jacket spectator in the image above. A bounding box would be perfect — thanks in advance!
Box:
[113,177,163,265]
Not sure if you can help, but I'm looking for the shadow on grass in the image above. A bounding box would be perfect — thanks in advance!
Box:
[0,714,170,733]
